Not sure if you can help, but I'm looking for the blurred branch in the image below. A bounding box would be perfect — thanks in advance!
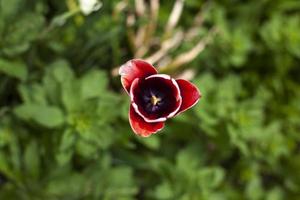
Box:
[145,31,184,64]
[160,27,218,73]
[164,0,185,36]
[134,0,147,53]
[135,0,160,58]
[112,1,217,77]
[174,69,196,80]
[146,3,211,66]
[126,13,137,54]
[135,0,146,16]
[39,8,80,39]
[113,0,128,19]
[185,10,205,41]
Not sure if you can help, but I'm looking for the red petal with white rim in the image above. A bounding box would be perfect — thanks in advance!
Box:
[129,105,164,137]
[119,59,157,93]
[176,79,201,114]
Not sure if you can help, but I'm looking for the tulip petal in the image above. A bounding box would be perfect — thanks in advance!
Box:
[129,105,164,137]
[119,59,157,93]
[176,79,201,114]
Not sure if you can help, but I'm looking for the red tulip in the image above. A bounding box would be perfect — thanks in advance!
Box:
[119,59,201,137]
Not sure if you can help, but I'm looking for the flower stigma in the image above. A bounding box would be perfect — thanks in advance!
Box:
[151,95,161,106]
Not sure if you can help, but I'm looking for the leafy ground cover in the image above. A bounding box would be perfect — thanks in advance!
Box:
[0,0,300,199]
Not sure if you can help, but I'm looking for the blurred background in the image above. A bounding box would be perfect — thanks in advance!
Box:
[0,0,300,199]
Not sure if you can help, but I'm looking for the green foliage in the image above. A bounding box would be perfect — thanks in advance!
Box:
[0,59,27,81]
[0,0,300,199]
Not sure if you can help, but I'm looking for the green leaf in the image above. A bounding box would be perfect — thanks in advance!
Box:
[56,150,73,166]
[45,172,85,198]
[18,84,48,105]
[75,139,98,158]
[198,167,225,189]
[62,80,82,112]
[49,60,74,83]
[266,187,284,200]
[96,94,120,124]
[0,151,15,180]
[137,136,160,150]
[24,140,40,179]
[104,167,137,198]
[56,129,76,166]
[2,13,45,56]
[14,104,65,128]
[176,146,202,174]
[78,126,115,150]
[0,0,22,19]
[0,59,27,81]
[80,70,108,99]
[245,176,263,200]
[154,182,173,199]
[59,129,76,151]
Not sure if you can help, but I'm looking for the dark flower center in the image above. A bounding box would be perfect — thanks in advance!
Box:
[133,77,180,119]
[141,88,167,113]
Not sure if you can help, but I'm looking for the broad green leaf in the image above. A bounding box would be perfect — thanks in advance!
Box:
[2,13,45,55]
[56,129,76,165]
[59,129,76,151]
[83,126,115,149]
[80,70,108,99]
[56,150,74,166]
[75,139,98,159]
[0,59,27,81]
[154,182,173,199]
[266,187,284,200]
[176,146,202,173]
[49,60,74,83]
[45,172,85,197]
[62,80,82,112]
[198,167,225,189]
[0,0,22,19]
[104,167,137,198]
[245,176,263,200]
[14,104,65,128]
[18,84,47,105]
[138,136,160,150]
